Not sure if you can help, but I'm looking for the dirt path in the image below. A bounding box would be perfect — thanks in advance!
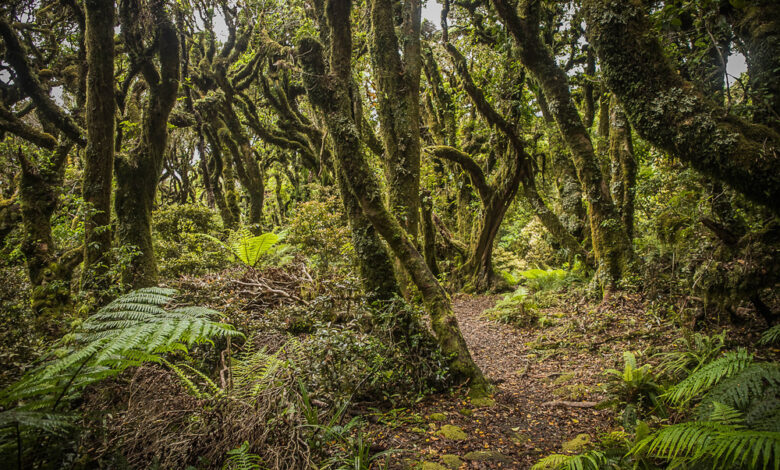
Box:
[369,294,632,469]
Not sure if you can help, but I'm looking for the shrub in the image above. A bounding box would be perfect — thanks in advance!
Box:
[484,287,539,328]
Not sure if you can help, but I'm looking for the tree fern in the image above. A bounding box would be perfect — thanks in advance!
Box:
[198,232,281,267]
[663,348,753,406]
[531,450,608,470]
[0,288,242,411]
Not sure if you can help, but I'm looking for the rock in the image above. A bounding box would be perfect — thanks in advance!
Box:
[470,396,495,407]
[440,454,464,469]
[562,433,591,453]
[463,450,510,463]
[436,424,468,440]
[429,412,447,422]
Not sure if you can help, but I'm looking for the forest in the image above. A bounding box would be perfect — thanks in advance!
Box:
[0,0,778,468]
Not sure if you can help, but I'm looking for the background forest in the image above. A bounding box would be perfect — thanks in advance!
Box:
[0,0,778,468]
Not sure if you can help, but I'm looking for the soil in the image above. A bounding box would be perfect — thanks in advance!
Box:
[366,292,682,469]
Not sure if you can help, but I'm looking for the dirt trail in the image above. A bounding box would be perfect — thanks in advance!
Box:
[372,294,623,469]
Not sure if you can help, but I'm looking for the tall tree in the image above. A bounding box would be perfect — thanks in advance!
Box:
[114,0,180,287]
[81,0,116,292]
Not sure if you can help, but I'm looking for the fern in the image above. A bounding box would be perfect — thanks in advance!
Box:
[222,441,263,470]
[531,451,608,470]
[663,348,753,406]
[760,325,780,346]
[0,288,242,411]
[697,363,780,417]
[196,232,282,267]
[632,419,780,470]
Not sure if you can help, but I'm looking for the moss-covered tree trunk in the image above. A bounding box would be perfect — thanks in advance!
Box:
[608,99,636,240]
[369,0,423,239]
[17,145,79,327]
[583,0,780,214]
[299,0,487,392]
[81,0,115,292]
[115,0,180,288]
[492,0,633,290]
[335,165,400,302]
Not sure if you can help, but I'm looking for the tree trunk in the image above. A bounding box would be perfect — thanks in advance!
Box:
[115,0,180,288]
[335,164,400,302]
[369,0,423,239]
[608,99,636,240]
[17,145,77,328]
[81,0,116,292]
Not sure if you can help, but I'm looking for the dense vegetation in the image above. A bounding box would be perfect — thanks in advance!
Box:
[0,0,777,468]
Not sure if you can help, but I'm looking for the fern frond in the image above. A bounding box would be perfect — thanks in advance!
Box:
[760,325,780,346]
[231,233,280,267]
[531,451,608,470]
[0,410,74,434]
[0,288,242,412]
[698,363,780,416]
[222,441,263,470]
[664,349,753,406]
[745,396,780,432]
[632,420,780,470]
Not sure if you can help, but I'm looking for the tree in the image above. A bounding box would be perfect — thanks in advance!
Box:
[299,0,487,392]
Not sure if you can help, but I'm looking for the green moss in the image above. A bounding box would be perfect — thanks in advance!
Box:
[458,407,473,416]
[463,450,510,462]
[419,463,448,470]
[470,396,495,407]
[562,433,592,453]
[436,424,468,440]
[440,454,463,469]
[429,412,447,422]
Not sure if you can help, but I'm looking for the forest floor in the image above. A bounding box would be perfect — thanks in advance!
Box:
[365,292,680,469]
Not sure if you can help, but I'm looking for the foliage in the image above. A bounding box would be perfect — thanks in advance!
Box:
[223,441,263,470]
[153,204,232,277]
[632,412,780,470]
[286,196,353,272]
[604,351,665,416]
[760,325,780,346]
[663,348,753,406]
[484,286,540,328]
[531,450,608,470]
[0,287,242,464]
[198,231,288,269]
[655,330,726,377]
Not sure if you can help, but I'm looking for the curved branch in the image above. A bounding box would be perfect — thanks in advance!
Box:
[426,145,491,203]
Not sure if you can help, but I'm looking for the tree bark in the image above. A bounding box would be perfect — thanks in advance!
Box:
[81,0,116,292]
